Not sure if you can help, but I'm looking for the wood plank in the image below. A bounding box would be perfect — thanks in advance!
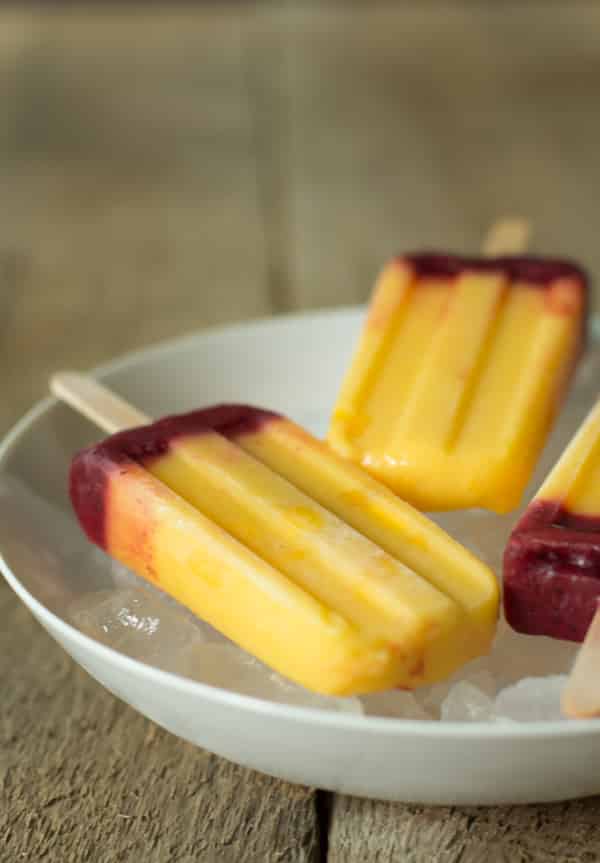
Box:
[0,7,270,435]
[282,2,600,310]
[328,794,600,862]
[0,586,320,863]
[0,10,319,863]
[3,4,600,861]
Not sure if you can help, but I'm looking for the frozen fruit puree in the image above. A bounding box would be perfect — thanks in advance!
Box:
[70,404,498,695]
[328,254,587,513]
[504,399,600,642]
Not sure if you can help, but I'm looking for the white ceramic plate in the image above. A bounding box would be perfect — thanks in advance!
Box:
[2,307,600,806]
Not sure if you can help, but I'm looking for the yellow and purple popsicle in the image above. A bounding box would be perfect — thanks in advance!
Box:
[70,405,498,695]
[504,399,600,643]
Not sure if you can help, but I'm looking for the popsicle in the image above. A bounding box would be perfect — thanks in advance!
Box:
[504,398,600,644]
[328,254,587,513]
[57,374,499,696]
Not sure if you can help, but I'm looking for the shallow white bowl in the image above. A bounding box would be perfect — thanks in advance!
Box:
[2,307,600,806]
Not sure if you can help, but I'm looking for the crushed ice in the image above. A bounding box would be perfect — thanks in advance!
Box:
[67,559,581,722]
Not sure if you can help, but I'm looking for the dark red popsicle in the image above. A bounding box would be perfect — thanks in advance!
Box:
[504,400,600,642]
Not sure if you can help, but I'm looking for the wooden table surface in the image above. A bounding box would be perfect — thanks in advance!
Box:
[3,5,600,861]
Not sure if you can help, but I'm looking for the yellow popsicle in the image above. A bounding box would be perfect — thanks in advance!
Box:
[329,254,587,513]
[70,404,499,695]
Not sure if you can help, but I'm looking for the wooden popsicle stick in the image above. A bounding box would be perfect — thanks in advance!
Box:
[562,608,600,718]
[50,371,150,435]
[481,218,531,256]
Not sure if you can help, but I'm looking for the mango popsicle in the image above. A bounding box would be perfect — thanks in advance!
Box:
[329,254,587,513]
[70,402,499,695]
[504,399,600,643]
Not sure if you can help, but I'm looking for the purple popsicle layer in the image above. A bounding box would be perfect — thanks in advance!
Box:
[400,253,588,289]
[504,500,600,642]
[70,404,281,549]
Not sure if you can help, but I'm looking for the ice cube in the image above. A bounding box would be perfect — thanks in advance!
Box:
[184,643,363,713]
[104,556,232,645]
[493,675,568,722]
[418,661,498,719]
[72,560,578,722]
[418,681,453,718]
[68,588,207,675]
[360,689,432,720]
[441,681,495,722]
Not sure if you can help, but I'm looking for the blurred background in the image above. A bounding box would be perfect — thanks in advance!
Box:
[1,3,599,434]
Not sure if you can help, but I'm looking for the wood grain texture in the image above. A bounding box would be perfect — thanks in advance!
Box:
[3,3,600,861]
[328,795,600,863]
[0,7,270,435]
[2,2,600,436]
[279,3,600,310]
[0,9,317,863]
[0,588,320,863]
